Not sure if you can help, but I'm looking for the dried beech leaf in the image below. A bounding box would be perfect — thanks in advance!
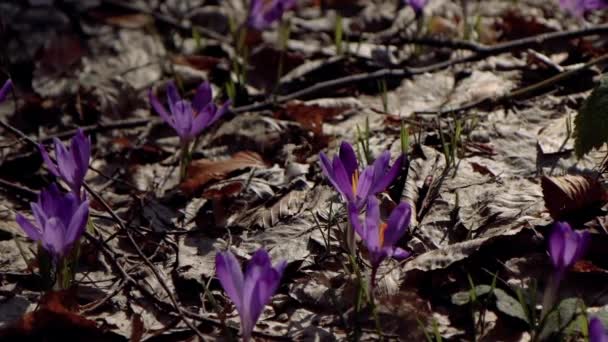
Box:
[180,151,267,194]
[541,175,608,219]
[0,290,122,341]
[172,55,222,71]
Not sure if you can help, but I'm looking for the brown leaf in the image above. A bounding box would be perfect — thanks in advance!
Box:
[180,151,267,194]
[39,34,84,73]
[541,175,608,220]
[172,55,222,71]
[278,100,351,136]
[0,290,123,341]
[104,13,153,29]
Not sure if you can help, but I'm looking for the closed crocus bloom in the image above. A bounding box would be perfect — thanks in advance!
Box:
[0,79,12,103]
[549,221,589,274]
[15,184,89,262]
[319,141,404,208]
[560,0,608,16]
[590,317,608,342]
[216,249,286,342]
[248,0,297,30]
[149,81,230,143]
[39,129,91,198]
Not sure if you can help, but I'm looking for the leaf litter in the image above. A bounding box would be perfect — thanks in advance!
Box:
[3,0,608,340]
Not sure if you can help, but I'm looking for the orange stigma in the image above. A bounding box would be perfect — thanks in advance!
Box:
[351,170,359,194]
[379,222,388,246]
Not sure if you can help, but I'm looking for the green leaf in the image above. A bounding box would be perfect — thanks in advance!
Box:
[493,288,529,323]
[538,297,583,340]
[451,285,492,305]
[574,75,608,157]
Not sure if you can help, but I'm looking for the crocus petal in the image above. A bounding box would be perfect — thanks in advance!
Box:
[339,141,358,178]
[54,138,77,186]
[574,231,591,265]
[41,217,68,258]
[347,202,365,239]
[149,89,175,129]
[172,101,195,140]
[65,199,89,247]
[355,167,375,203]
[39,144,60,177]
[16,214,42,241]
[391,247,411,260]
[166,81,181,115]
[192,82,212,114]
[216,250,245,313]
[72,129,90,175]
[31,202,48,228]
[382,202,411,247]
[589,317,608,342]
[0,79,12,103]
[332,157,355,202]
[208,100,231,126]
[370,154,404,195]
[549,222,567,269]
[364,196,381,249]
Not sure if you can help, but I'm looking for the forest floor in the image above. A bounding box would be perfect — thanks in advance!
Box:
[1,0,608,341]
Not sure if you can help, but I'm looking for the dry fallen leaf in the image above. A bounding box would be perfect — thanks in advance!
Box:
[180,151,267,194]
[541,175,608,219]
[0,290,123,341]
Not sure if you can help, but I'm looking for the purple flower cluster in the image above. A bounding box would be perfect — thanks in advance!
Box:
[16,128,91,272]
[559,0,608,16]
[248,0,297,30]
[216,249,286,342]
[149,81,230,143]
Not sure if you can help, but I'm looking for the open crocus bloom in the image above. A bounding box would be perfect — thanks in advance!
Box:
[39,129,91,198]
[149,81,230,143]
[248,0,297,30]
[548,221,589,276]
[590,317,608,342]
[0,79,12,103]
[216,249,286,342]
[348,196,411,271]
[15,184,89,263]
[559,0,608,16]
[319,141,404,208]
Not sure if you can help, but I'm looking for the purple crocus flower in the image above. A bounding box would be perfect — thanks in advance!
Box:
[319,141,404,208]
[0,79,12,103]
[216,249,286,342]
[405,0,427,15]
[149,81,230,143]
[39,129,91,198]
[348,196,411,285]
[559,0,608,16]
[548,221,589,277]
[15,184,89,262]
[590,317,608,342]
[248,0,297,30]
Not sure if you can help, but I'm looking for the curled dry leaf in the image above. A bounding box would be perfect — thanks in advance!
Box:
[180,151,267,194]
[541,175,608,220]
[0,290,123,341]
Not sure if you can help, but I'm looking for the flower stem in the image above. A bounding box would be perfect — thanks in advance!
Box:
[179,142,191,181]
[540,271,562,322]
